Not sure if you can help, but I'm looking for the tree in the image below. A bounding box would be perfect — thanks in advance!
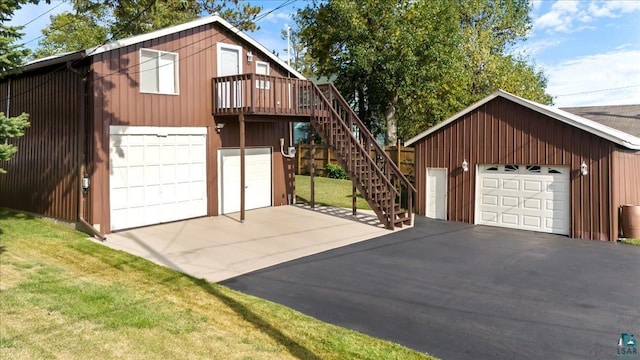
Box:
[279,26,314,77]
[1,0,35,173]
[35,0,262,58]
[457,0,550,103]
[297,0,551,143]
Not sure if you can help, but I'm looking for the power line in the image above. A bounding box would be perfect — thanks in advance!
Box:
[556,84,640,97]
[20,0,68,28]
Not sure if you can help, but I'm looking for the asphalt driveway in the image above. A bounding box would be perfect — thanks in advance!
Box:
[222,217,640,360]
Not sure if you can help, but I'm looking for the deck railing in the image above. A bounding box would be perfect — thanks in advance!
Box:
[212,74,315,116]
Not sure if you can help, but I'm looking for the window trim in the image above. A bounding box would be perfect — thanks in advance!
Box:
[216,42,243,77]
[139,48,179,95]
[255,61,270,90]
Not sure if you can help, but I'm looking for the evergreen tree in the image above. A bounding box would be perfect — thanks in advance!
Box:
[0,0,34,173]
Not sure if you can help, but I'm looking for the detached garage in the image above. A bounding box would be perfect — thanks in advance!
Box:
[406,90,640,241]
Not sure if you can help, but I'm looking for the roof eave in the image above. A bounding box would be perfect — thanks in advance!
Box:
[14,15,306,80]
[19,51,86,73]
[88,15,306,80]
[404,90,640,150]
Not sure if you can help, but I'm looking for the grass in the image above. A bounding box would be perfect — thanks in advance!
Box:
[0,209,434,360]
[295,175,372,210]
[620,238,640,246]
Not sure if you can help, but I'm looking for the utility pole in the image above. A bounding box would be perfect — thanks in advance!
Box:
[286,25,291,66]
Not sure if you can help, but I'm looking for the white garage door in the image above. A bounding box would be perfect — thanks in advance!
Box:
[109,126,208,231]
[218,147,272,214]
[476,164,570,235]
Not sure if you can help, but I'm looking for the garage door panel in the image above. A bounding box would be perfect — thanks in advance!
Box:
[160,146,176,163]
[145,166,161,185]
[523,198,542,210]
[523,215,541,228]
[523,180,542,192]
[109,127,208,231]
[144,185,162,205]
[481,211,498,223]
[501,213,519,225]
[111,188,128,209]
[126,167,145,187]
[482,178,499,189]
[482,194,498,206]
[477,165,569,235]
[501,196,519,207]
[502,179,519,190]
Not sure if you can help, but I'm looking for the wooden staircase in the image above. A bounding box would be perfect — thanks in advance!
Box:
[309,83,416,229]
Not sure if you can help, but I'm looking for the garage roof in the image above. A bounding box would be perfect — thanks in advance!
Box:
[404,90,640,150]
[21,15,305,80]
[561,105,640,138]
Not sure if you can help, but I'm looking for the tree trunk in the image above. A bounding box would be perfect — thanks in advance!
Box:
[384,94,398,145]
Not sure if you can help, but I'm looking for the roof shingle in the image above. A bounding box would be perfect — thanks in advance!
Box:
[561,105,640,138]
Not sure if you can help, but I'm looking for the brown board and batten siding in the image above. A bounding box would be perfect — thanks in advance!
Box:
[0,66,86,222]
[612,148,640,239]
[413,96,614,241]
[89,22,293,232]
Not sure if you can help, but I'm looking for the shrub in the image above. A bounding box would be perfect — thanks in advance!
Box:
[325,163,349,179]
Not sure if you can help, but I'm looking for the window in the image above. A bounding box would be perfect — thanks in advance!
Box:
[140,49,178,94]
[526,165,541,173]
[256,61,270,89]
[548,167,562,174]
[504,165,519,172]
[485,165,499,171]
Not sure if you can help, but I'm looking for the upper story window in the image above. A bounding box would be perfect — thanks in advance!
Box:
[140,49,178,95]
[256,61,270,89]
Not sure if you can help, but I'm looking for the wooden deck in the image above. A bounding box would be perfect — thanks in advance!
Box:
[212,74,316,118]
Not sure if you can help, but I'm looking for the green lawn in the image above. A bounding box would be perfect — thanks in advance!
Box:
[0,209,434,360]
[295,175,372,210]
[620,238,640,246]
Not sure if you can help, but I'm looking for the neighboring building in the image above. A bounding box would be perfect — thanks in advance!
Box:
[405,90,640,241]
[0,15,413,235]
[560,104,640,137]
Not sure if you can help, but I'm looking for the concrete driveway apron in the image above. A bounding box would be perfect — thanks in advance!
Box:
[95,205,396,283]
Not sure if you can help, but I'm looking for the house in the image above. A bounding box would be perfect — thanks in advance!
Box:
[0,15,413,236]
[404,90,640,241]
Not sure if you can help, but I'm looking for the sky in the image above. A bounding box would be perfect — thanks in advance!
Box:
[9,0,640,107]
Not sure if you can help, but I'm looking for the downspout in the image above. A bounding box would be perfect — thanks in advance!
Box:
[67,60,106,241]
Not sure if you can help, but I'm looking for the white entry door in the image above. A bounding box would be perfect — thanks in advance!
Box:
[217,43,243,108]
[426,168,447,220]
[218,147,272,214]
[476,164,570,235]
[109,126,208,231]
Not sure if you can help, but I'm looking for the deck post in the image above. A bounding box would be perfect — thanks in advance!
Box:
[310,138,315,209]
[352,185,357,216]
[239,112,246,223]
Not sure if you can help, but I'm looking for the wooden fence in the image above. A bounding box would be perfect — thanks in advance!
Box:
[295,142,415,181]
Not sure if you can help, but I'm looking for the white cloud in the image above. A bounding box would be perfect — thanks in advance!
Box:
[261,9,293,24]
[544,49,640,106]
[515,37,565,57]
[588,1,640,18]
[532,0,640,34]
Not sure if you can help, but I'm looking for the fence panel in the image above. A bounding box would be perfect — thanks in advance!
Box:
[295,143,415,181]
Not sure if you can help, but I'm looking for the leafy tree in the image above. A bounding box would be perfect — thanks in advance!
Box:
[458,0,550,103]
[0,0,36,173]
[279,26,314,77]
[297,0,551,143]
[35,0,262,58]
